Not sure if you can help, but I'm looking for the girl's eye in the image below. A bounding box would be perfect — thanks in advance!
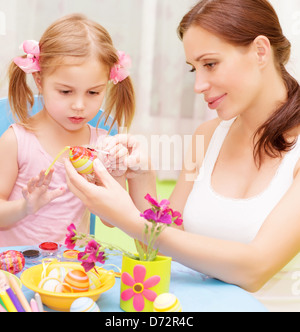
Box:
[189,67,196,73]
[60,90,71,95]
[88,91,100,95]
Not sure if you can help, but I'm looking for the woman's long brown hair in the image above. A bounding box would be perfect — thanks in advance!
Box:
[178,0,300,167]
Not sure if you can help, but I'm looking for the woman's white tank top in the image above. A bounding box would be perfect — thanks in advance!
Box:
[183,118,300,312]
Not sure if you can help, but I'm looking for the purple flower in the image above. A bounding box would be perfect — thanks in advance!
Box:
[78,239,106,272]
[140,209,172,224]
[142,194,182,226]
[65,223,77,249]
[169,209,183,226]
[144,194,170,211]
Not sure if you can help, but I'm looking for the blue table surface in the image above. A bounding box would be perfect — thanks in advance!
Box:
[1,246,267,312]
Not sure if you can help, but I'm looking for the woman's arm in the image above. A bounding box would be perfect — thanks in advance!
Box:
[65,156,300,293]
[168,118,221,229]
[157,168,300,292]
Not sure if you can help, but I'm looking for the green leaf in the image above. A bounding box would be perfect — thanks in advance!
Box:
[134,239,146,261]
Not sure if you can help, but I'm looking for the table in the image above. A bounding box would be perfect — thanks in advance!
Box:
[1,246,267,312]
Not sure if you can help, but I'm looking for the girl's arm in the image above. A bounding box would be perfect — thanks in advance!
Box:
[0,128,28,226]
[0,128,64,227]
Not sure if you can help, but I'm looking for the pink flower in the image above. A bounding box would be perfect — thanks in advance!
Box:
[169,209,183,226]
[140,209,172,224]
[121,265,160,311]
[14,40,41,74]
[110,51,131,84]
[65,223,77,249]
[141,194,182,225]
[78,240,106,272]
[144,194,170,211]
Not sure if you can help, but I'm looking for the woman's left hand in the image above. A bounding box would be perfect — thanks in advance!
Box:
[64,158,139,226]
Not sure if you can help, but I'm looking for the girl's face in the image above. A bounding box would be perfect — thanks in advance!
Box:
[183,26,263,120]
[35,57,109,131]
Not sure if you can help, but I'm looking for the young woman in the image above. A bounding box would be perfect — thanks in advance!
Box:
[65,0,300,312]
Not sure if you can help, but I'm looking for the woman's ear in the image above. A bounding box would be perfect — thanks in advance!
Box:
[32,72,43,93]
[252,35,272,68]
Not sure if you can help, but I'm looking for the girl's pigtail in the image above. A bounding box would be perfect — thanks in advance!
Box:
[8,59,34,127]
[104,77,135,132]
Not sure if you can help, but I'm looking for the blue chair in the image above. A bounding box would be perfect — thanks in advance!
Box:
[0,96,117,235]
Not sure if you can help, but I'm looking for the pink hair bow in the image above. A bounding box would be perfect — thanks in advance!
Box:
[14,40,41,74]
[110,51,131,84]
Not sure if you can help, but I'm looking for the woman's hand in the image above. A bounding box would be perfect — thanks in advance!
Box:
[64,158,140,226]
[22,169,65,215]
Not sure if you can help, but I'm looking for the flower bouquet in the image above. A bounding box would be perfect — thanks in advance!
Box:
[65,194,182,312]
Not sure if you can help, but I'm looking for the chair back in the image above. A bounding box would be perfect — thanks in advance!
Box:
[0,96,118,136]
[0,96,117,234]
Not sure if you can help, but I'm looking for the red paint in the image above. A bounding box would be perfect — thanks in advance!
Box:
[39,242,58,251]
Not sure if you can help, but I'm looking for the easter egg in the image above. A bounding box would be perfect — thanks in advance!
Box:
[63,270,90,293]
[48,266,71,282]
[38,277,62,292]
[153,293,182,312]
[0,250,25,274]
[69,147,97,175]
[70,297,100,312]
[63,250,80,261]
[87,270,101,290]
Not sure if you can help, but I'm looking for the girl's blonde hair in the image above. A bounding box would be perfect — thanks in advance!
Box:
[8,13,135,131]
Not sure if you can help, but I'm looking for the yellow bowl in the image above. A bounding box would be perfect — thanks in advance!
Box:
[20,262,115,311]
[2,270,22,288]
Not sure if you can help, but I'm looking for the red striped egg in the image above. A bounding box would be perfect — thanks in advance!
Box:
[69,147,97,175]
[0,250,25,274]
[63,270,90,293]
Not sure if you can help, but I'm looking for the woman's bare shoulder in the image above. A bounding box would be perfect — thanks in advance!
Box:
[194,117,221,135]
[193,117,221,151]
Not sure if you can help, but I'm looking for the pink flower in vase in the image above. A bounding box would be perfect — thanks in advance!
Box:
[121,265,161,311]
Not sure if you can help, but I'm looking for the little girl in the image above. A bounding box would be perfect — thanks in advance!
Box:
[0,14,135,246]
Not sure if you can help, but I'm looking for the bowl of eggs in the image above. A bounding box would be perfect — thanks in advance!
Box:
[20,261,115,311]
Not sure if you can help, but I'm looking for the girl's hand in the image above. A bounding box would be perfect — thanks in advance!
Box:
[97,134,150,179]
[22,169,65,215]
[96,135,129,177]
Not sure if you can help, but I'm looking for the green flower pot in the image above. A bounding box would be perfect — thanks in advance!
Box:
[120,255,172,312]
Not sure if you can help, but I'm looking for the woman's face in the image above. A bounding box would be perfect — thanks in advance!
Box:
[34,57,109,131]
[183,26,263,120]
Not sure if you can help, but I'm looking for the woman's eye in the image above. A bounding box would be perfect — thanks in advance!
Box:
[204,63,216,69]
[189,67,196,73]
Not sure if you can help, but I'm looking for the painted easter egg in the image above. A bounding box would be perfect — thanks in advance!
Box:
[87,270,101,290]
[70,297,100,312]
[63,270,90,293]
[48,266,71,283]
[153,293,182,312]
[0,250,25,274]
[69,147,97,175]
[63,250,80,261]
[38,277,62,292]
